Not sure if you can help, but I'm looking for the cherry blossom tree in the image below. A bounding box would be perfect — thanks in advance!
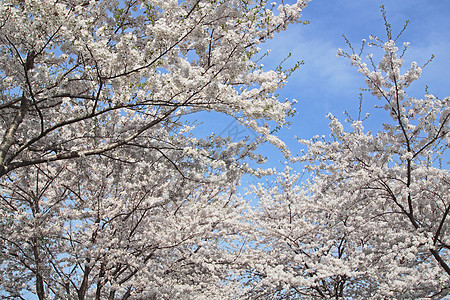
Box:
[1,152,251,299]
[242,14,450,299]
[0,0,309,298]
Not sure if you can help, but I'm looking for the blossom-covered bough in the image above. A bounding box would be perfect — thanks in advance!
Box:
[243,10,450,299]
[0,0,308,298]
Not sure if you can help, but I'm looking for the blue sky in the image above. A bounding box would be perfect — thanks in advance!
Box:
[256,0,450,167]
[194,0,450,177]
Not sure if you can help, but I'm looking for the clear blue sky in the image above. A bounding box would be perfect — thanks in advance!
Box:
[196,0,450,176]
[259,0,450,168]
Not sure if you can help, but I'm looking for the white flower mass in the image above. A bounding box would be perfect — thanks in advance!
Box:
[0,0,448,299]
